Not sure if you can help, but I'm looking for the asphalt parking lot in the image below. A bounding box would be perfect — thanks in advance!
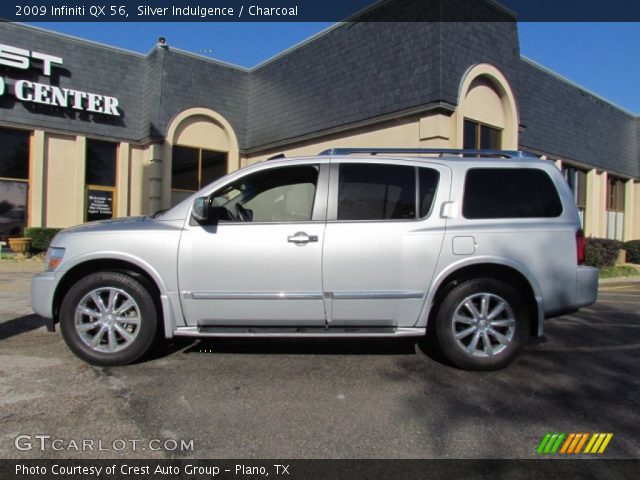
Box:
[1,262,639,459]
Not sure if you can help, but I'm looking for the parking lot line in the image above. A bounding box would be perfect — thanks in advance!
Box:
[600,292,640,297]
[599,284,638,290]
[595,300,640,304]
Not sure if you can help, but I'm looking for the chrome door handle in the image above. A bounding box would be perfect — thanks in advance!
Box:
[287,232,318,245]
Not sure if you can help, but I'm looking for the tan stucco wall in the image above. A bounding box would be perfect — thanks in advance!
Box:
[126,142,164,216]
[245,114,449,164]
[28,130,46,228]
[585,169,606,238]
[44,133,78,227]
[174,115,233,152]
[116,142,129,217]
[129,146,146,216]
[459,77,506,129]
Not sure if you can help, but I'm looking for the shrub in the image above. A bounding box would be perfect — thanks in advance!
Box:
[585,237,622,268]
[624,240,640,264]
[24,227,63,252]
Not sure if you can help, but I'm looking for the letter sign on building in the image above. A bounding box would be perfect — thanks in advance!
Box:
[0,43,121,116]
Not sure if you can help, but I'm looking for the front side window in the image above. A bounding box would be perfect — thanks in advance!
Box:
[210,165,318,223]
[463,168,563,219]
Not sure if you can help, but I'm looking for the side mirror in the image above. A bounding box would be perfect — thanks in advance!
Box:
[191,196,209,222]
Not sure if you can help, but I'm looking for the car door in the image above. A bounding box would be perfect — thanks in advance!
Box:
[322,160,450,328]
[178,162,329,327]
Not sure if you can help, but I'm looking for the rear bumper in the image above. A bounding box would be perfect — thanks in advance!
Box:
[542,266,598,324]
[31,272,56,320]
[575,266,599,308]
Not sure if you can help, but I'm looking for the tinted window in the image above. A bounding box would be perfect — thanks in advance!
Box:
[463,120,477,150]
[419,168,440,217]
[86,140,117,187]
[463,168,562,219]
[172,145,199,191]
[0,127,30,180]
[211,165,318,223]
[0,180,28,238]
[463,119,501,150]
[201,150,227,186]
[338,164,415,221]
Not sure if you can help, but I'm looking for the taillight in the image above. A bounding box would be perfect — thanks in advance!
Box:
[576,229,586,265]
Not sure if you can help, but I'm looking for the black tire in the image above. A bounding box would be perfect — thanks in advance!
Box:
[59,271,158,366]
[434,278,530,371]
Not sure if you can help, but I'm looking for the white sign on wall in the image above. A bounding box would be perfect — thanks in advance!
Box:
[0,43,121,116]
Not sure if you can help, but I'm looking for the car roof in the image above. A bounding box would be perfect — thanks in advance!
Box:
[261,154,552,170]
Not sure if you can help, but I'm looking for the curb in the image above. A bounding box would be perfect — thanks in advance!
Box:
[599,276,640,285]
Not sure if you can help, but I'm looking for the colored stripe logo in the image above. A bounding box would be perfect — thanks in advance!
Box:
[537,433,613,455]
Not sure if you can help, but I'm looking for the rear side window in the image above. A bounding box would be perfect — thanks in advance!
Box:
[463,168,563,219]
[419,168,440,218]
[337,164,441,221]
[338,164,415,220]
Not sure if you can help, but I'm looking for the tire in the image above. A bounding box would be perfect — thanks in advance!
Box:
[434,277,530,371]
[59,271,158,366]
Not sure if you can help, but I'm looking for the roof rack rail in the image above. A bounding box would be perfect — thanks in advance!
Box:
[318,148,539,159]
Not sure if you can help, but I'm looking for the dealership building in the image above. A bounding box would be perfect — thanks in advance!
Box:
[0,0,638,240]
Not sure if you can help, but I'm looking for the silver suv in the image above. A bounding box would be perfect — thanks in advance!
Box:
[31,148,598,370]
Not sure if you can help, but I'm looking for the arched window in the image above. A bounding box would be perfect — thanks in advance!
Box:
[457,64,518,150]
[164,108,240,207]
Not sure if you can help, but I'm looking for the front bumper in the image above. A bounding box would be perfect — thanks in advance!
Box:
[575,266,599,308]
[31,271,57,321]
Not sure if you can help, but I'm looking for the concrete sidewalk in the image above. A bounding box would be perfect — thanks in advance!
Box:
[0,259,44,274]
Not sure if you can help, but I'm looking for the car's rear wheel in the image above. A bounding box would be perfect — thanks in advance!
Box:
[60,271,158,366]
[434,278,530,370]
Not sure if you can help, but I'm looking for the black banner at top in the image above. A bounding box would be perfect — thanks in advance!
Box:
[3,0,640,22]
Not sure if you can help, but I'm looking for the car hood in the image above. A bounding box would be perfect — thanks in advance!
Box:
[60,216,147,234]
[58,215,184,236]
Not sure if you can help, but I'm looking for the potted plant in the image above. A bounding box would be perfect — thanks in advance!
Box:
[8,236,32,255]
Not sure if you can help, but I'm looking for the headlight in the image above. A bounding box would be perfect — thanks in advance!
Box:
[45,247,65,272]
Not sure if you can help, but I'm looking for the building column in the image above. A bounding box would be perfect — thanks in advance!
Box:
[585,169,606,238]
[633,181,640,241]
[148,143,163,214]
[117,142,130,217]
[623,179,635,241]
[28,130,46,228]
[73,136,86,225]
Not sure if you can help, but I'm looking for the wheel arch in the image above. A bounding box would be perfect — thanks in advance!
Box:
[420,258,545,337]
[52,255,176,337]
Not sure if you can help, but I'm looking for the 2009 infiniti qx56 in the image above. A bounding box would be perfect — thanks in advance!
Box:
[32,148,598,370]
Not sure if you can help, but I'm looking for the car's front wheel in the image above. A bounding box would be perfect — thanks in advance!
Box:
[59,271,158,366]
[434,278,530,371]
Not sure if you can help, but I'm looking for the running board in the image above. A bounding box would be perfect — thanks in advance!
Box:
[173,326,425,338]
